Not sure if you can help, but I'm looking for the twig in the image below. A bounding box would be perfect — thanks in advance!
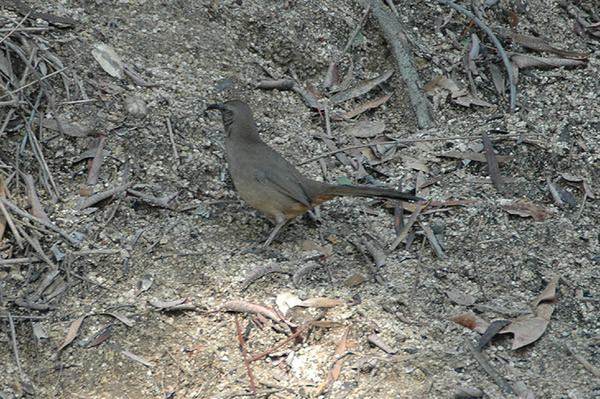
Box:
[7,312,24,376]
[482,131,503,191]
[355,0,434,128]
[0,192,25,249]
[24,174,50,221]
[338,5,371,63]
[464,339,515,394]
[77,182,134,210]
[389,202,425,251]
[0,10,31,46]
[87,136,106,185]
[0,196,79,246]
[0,68,68,101]
[166,117,180,171]
[566,342,600,377]
[470,217,487,302]
[435,0,516,112]
[0,257,43,267]
[235,316,257,398]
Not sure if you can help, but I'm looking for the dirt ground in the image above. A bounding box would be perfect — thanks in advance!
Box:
[1,0,599,398]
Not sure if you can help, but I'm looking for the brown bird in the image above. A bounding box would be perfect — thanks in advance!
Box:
[206,100,422,249]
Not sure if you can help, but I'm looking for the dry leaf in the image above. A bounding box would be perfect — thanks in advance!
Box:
[57,316,86,353]
[298,297,345,308]
[502,202,554,221]
[447,312,490,334]
[500,304,554,350]
[339,93,393,119]
[444,290,476,306]
[531,275,560,307]
[512,54,588,70]
[92,43,124,79]
[347,121,385,138]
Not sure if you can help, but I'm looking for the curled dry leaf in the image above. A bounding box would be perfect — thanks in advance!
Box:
[241,263,288,290]
[561,173,595,199]
[502,202,554,221]
[292,261,322,286]
[447,312,490,334]
[221,300,283,323]
[368,334,397,354]
[531,275,560,307]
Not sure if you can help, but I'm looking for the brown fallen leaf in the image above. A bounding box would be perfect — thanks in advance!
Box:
[298,297,345,308]
[447,312,490,334]
[339,93,393,119]
[316,326,352,396]
[502,202,554,221]
[57,316,86,353]
[500,303,554,350]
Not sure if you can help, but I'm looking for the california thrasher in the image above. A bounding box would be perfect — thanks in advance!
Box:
[206,100,422,249]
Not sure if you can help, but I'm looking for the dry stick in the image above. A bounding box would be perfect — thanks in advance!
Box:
[436,0,516,112]
[25,114,60,199]
[3,41,66,137]
[0,194,25,249]
[408,234,427,315]
[0,257,43,267]
[19,227,56,268]
[24,174,50,221]
[7,312,24,377]
[166,117,180,171]
[0,10,30,46]
[0,68,67,101]
[566,342,600,377]
[87,136,106,185]
[482,131,504,191]
[389,202,425,251]
[77,182,134,210]
[355,0,434,129]
[470,217,487,302]
[0,108,16,138]
[337,5,371,64]
[464,339,515,394]
[235,316,257,398]
[297,133,529,166]
[0,196,78,246]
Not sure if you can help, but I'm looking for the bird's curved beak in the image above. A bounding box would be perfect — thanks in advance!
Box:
[205,103,223,118]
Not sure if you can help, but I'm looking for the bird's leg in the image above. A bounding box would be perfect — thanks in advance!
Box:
[261,219,288,249]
